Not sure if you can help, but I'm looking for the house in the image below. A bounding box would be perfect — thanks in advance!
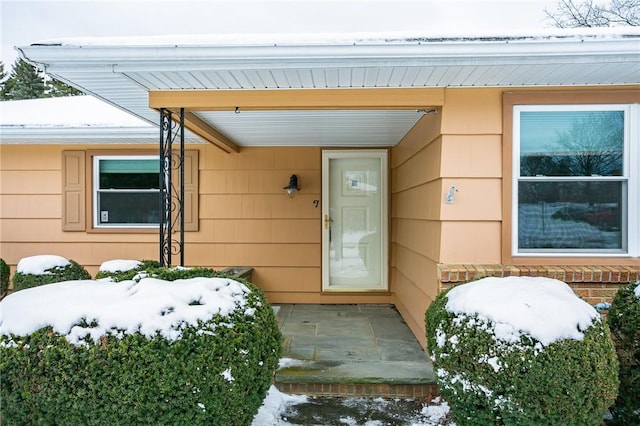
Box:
[2,28,639,347]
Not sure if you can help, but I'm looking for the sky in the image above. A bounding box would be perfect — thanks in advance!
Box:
[0,0,560,67]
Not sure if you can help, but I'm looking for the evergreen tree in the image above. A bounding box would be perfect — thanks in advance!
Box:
[0,58,83,100]
[2,58,46,100]
[46,77,83,97]
[0,61,8,99]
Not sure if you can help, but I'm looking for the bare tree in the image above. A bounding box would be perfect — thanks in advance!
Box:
[545,0,640,27]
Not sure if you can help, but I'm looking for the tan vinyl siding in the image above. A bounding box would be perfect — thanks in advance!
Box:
[390,111,443,348]
[391,88,505,348]
[198,146,323,301]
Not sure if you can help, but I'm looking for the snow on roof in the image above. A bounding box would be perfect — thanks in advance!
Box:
[29,27,640,49]
[0,96,152,128]
[445,276,599,346]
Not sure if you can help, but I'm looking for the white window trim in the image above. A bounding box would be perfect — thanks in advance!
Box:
[512,103,639,257]
[92,155,160,229]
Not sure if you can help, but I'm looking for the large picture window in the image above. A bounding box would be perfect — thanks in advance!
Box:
[93,156,160,228]
[513,104,638,256]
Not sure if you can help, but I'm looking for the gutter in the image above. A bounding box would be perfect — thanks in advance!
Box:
[17,31,640,73]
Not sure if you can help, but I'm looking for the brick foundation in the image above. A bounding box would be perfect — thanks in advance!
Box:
[438,264,639,305]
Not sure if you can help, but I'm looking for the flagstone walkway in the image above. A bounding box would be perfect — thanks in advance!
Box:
[274,304,437,398]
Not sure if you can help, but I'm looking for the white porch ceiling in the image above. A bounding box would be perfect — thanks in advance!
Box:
[194,110,427,146]
[17,30,640,148]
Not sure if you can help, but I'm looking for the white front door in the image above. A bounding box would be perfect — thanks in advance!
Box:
[322,150,388,291]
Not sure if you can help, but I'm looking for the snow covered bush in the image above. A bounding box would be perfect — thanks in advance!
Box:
[148,266,220,280]
[0,273,282,425]
[94,259,160,281]
[0,258,9,296]
[425,277,619,426]
[607,280,640,425]
[95,259,223,283]
[12,255,91,291]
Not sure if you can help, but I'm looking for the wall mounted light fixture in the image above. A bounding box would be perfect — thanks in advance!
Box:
[445,185,458,204]
[284,174,300,198]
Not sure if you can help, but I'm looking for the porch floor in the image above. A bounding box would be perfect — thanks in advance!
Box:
[273,304,437,398]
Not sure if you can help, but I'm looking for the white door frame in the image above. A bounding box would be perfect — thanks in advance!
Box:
[321,149,389,292]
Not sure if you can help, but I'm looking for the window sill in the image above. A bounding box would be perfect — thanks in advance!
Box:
[87,227,158,234]
[513,252,632,258]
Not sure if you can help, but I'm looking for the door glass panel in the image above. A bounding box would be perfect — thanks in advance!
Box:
[327,156,384,289]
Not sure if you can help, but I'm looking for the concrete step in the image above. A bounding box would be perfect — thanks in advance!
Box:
[275,359,437,398]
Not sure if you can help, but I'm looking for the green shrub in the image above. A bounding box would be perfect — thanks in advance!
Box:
[426,278,619,426]
[96,263,219,283]
[607,280,640,425]
[0,258,9,296]
[12,258,91,291]
[94,260,161,282]
[0,275,281,425]
[148,266,218,281]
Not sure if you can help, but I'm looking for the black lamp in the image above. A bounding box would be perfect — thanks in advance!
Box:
[284,174,300,198]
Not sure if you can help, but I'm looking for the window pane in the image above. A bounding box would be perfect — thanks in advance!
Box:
[98,192,160,225]
[520,111,624,177]
[100,159,158,174]
[518,181,623,250]
[99,159,159,189]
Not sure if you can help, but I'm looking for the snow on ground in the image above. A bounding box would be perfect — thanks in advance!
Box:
[0,277,250,345]
[418,397,453,425]
[251,386,454,426]
[251,386,308,426]
[16,254,70,275]
[445,276,599,346]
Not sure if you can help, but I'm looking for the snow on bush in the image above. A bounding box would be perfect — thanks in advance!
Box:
[0,274,282,425]
[94,259,160,282]
[99,259,142,273]
[425,276,619,426]
[1,277,250,344]
[16,254,70,274]
[12,255,91,291]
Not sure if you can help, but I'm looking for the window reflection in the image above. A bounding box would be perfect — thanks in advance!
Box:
[518,181,623,250]
[520,111,624,177]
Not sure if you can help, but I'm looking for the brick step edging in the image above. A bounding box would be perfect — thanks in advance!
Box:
[275,382,439,398]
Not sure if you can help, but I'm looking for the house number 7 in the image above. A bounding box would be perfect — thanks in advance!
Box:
[313,200,319,208]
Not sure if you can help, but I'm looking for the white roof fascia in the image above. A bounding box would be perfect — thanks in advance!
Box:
[18,31,640,74]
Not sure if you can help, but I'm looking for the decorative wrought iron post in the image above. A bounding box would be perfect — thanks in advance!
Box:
[159,108,185,267]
